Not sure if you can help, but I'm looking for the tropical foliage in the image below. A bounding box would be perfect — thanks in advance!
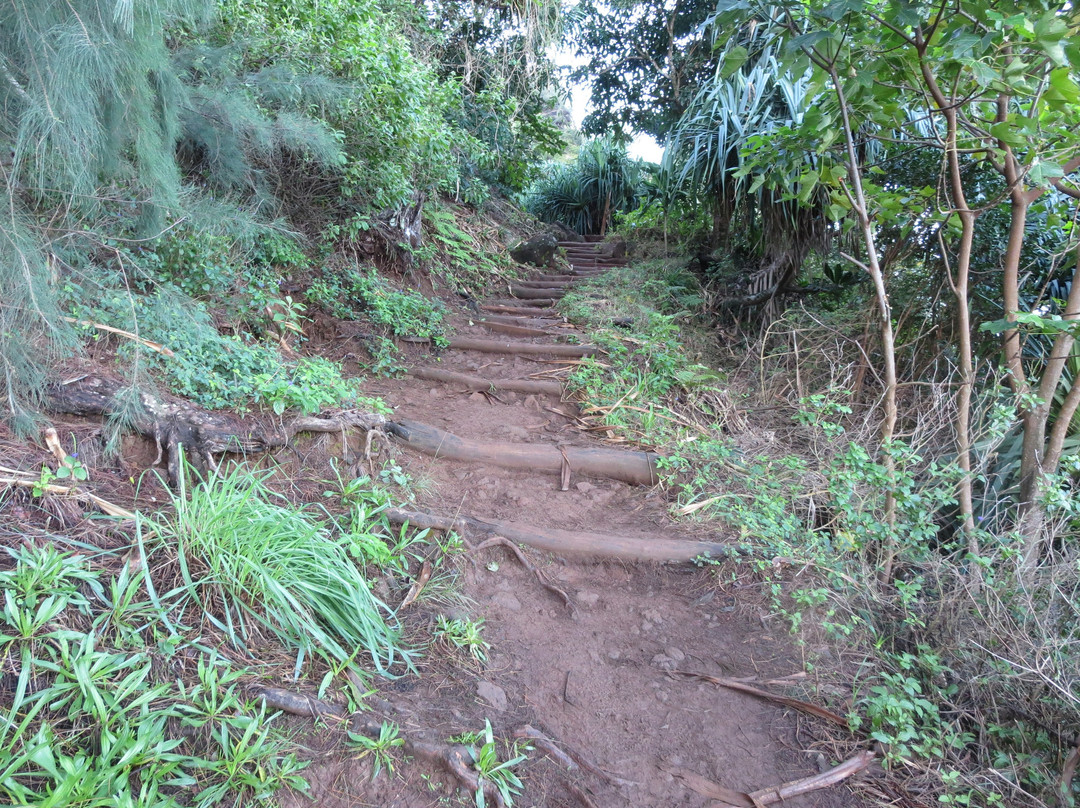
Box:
[525,136,648,235]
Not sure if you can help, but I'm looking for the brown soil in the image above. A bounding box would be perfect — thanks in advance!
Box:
[275,251,873,807]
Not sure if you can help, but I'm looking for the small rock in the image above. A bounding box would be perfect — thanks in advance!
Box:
[469,392,486,402]
[492,592,521,612]
[607,650,621,660]
[429,387,440,397]
[574,481,595,493]
[651,654,676,671]
[477,680,507,712]
[577,590,600,607]
[665,646,685,662]
[523,395,539,409]
[505,426,529,441]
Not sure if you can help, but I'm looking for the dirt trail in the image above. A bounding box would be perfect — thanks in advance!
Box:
[286,246,870,807]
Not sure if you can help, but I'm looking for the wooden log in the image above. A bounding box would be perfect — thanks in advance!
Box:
[479,314,562,327]
[488,298,556,308]
[531,274,580,282]
[515,281,574,289]
[411,368,562,396]
[387,419,657,486]
[481,305,561,317]
[384,508,732,562]
[478,321,553,338]
[509,285,566,300]
[445,337,598,357]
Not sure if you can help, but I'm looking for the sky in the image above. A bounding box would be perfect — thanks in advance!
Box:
[555,45,665,163]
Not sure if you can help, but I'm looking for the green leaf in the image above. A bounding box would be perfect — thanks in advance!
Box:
[720,46,749,79]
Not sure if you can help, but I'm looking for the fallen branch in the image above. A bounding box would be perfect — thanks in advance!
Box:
[661,750,874,806]
[384,507,736,563]
[399,561,432,609]
[0,474,136,519]
[472,537,574,610]
[61,316,175,356]
[386,418,656,485]
[671,672,848,727]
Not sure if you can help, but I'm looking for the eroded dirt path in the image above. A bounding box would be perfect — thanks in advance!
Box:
[288,244,865,808]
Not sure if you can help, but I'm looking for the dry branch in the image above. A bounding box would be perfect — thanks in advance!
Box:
[384,506,735,562]
[411,368,562,396]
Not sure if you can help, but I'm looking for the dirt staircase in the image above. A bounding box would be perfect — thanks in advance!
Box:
[308,243,868,808]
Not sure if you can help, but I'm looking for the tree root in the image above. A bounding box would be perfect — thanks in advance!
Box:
[660,750,875,806]
[250,685,346,719]
[472,537,574,611]
[349,716,508,808]
[513,724,636,788]
[46,371,386,484]
[384,507,737,563]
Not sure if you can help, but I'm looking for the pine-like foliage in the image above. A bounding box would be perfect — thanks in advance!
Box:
[0,0,209,430]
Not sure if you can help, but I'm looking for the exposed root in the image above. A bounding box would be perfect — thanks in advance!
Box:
[661,750,875,806]
[472,537,574,611]
[513,724,636,788]
[349,715,507,808]
[250,685,345,719]
[383,507,737,562]
[47,371,387,484]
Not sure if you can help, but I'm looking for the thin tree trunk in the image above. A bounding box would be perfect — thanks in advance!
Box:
[826,64,899,582]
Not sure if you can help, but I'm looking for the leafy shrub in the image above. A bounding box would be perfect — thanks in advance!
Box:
[152,229,239,299]
[62,281,365,413]
[309,266,446,341]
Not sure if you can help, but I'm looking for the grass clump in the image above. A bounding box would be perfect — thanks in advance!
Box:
[155,462,412,678]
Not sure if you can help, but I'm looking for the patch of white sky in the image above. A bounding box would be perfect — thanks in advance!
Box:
[550,38,665,163]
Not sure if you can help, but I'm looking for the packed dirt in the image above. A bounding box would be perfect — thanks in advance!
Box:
[276,247,873,807]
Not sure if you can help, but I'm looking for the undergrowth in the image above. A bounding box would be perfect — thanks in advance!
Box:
[563,257,1080,807]
[0,458,467,805]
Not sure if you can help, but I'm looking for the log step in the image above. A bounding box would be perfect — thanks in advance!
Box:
[509,285,566,300]
[387,419,657,486]
[516,281,574,290]
[445,337,597,357]
[385,508,732,563]
[488,298,556,308]
[479,321,553,338]
[411,368,562,396]
[481,304,561,317]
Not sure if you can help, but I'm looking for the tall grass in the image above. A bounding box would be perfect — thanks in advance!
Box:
[156,463,411,677]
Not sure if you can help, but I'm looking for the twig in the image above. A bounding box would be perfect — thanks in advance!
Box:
[513,724,637,787]
[0,476,135,519]
[399,561,432,609]
[671,672,848,727]
[471,536,574,611]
